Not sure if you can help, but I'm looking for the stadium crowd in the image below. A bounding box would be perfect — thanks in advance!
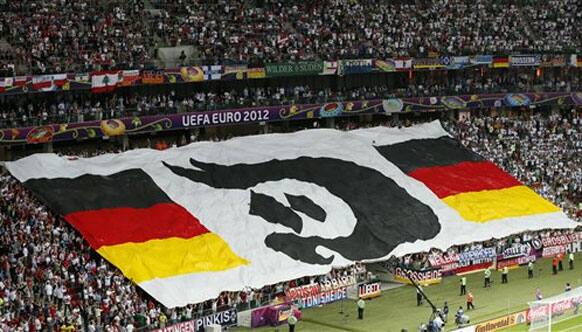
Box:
[0,106,579,331]
[1,0,581,74]
[0,67,579,129]
[0,1,154,76]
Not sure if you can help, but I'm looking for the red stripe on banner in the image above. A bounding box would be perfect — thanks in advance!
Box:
[64,203,210,249]
[91,86,115,94]
[32,80,52,90]
[408,161,521,198]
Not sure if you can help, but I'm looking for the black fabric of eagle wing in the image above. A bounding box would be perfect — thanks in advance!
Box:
[163,157,440,265]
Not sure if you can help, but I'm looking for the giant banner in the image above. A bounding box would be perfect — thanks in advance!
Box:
[7,122,576,307]
[1,91,580,144]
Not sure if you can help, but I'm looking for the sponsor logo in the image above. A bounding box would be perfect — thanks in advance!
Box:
[474,311,526,332]
[358,282,381,299]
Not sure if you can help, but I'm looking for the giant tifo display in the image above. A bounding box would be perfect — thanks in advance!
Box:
[6,121,575,308]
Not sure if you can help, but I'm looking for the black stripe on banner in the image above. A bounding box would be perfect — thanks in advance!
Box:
[23,169,172,215]
[374,136,483,174]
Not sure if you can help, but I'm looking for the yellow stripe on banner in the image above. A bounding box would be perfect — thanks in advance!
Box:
[442,185,560,223]
[97,233,249,283]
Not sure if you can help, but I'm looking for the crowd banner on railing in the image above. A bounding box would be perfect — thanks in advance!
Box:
[285,276,356,309]
[541,54,567,67]
[539,232,582,258]
[413,57,445,70]
[394,58,413,70]
[1,91,580,144]
[322,61,338,75]
[470,55,493,65]
[492,56,510,68]
[510,54,542,67]
[265,61,324,77]
[91,71,122,93]
[339,59,374,75]
[496,241,537,270]
[222,65,266,80]
[0,54,579,96]
[151,308,238,332]
[428,247,497,276]
[446,56,471,70]
[374,59,396,72]
[202,65,222,80]
[392,267,442,285]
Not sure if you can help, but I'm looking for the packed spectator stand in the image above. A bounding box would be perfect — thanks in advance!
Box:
[0,1,580,331]
[0,67,579,129]
[0,0,581,75]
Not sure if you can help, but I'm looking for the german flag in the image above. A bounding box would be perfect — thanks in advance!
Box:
[376,136,560,222]
[24,169,248,283]
[492,56,510,68]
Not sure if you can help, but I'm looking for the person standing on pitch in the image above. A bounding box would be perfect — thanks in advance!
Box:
[552,256,559,275]
[558,253,564,271]
[528,261,534,278]
[569,251,574,270]
[460,276,467,295]
[357,298,365,319]
[484,267,492,287]
[466,292,475,310]
[417,285,423,306]
[501,266,509,284]
[288,313,298,332]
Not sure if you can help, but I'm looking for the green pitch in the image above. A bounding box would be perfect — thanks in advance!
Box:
[233,256,582,332]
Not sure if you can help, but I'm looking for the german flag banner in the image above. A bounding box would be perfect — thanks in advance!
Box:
[375,136,559,222]
[7,121,575,307]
